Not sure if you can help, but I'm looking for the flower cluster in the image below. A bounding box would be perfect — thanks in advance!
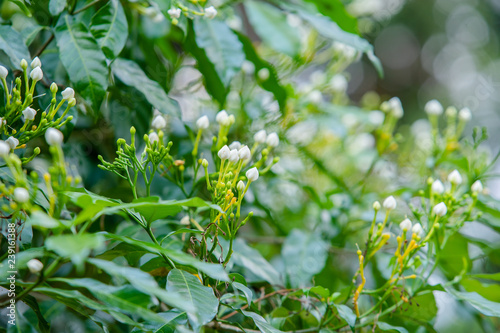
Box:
[166,3,217,25]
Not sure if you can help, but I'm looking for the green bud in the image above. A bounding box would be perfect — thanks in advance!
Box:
[50,82,58,94]
[202,159,209,168]
[20,59,28,70]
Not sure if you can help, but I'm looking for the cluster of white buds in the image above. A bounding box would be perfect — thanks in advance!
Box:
[45,128,64,146]
[383,195,397,210]
[167,7,181,19]
[447,169,462,185]
[424,100,444,116]
[152,114,167,130]
[432,202,447,217]
[27,259,43,274]
[196,115,209,130]
[204,6,217,19]
[431,179,444,194]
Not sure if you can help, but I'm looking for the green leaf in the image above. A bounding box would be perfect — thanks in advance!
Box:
[446,287,500,317]
[112,58,180,116]
[236,32,287,112]
[0,25,31,69]
[90,0,128,59]
[333,304,356,330]
[132,310,188,333]
[27,210,65,229]
[241,310,285,333]
[166,269,219,331]
[377,322,409,333]
[7,0,32,17]
[245,1,301,57]
[304,0,358,33]
[193,19,244,86]
[45,234,104,266]
[102,233,229,281]
[233,282,253,306]
[282,229,328,287]
[469,272,500,281]
[49,0,67,16]
[55,15,108,112]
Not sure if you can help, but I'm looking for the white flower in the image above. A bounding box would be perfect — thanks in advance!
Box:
[310,71,326,86]
[448,169,462,185]
[0,66,8,80]
[431,180,444,194]
[148,132,159,145]
[196,115,209,130]
[308,90,323,104]
[471,180,483,194]
[373,201,381,211]
[383,195,397,210]
[424,100,443,116]
[238,145,251,161]
[254,130,267,143]
[6,137,19,150]
[180,216,190,225]
[458,107,471,122]
[13,187,29,203]
[330,75,348,92]
[218,145,230,160]
[257,68,270,81]
[22,107,37,120]
[228,114,235,125]
[399,218,412,232]
[242,60,255,74]
[237,180,245,192]
[152,115,167,130]
[266,132,279,147]
[31,57,41,69]
[369,110,385,126]
[229,141,242,150]
[228,149,239,163]
[433,202,447,217]
[30,67,43,81]
[152,13,165,22]
[27,259,43,274]
[45,128,63,146]
[333,42,357,60]
[412,223,424,238]
[388,97,404,118]
[0,140,10,156]
[204,6,217,19]
[168,8,181,19]
[246,167,259,182]
[61,87,75,100]
[216,110,230,126]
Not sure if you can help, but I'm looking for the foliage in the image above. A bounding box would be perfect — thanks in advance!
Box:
[0,0,499,332]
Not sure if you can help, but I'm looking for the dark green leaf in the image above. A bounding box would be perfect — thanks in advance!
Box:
[333,303,356,329]
[233,282,253,306]
[377,322,409,333]
[166,269,219,330]
[45,234,104,266]
[90,0,128,59]
[241,310,285,333]
[0,25,31,69]
[55,16,108,111]
[49,0,66,16]
[446,287,500,317]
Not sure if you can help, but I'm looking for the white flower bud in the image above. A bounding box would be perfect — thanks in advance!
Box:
[201,159,209,168]
[31,57,41,69]
[27,259,43,274]
[216,110,229,125]
[22,107,37,120]
[383,195,397,210]
[424,100,443,116]
[0,65,8,79]
[254,130,267,144]
[229,141,242,150]
[180,216,190,225]
[0,140,10,156]
[431,180,444,194]
[168,8,181,19]
[20,59,28,69]
[389,97,404,118]
[458,108,471,122]
[30,67,43,81]
[330,75,348,92]
[412,223,424,238]
[246,167,259,182]
[218,145,230,160]
[266,132,279,147]
[308,90,323,104]
[6,136,19,150]
[369,110,385,126]
[238,145,251,161]
[228,114,235,125]
[447,169,462,185]
[61,87,75,100]
[242,60,255,74]
[196,115,209,130]
[152,115,166,130]
[45,128,63,146]
[204,6,217,19]
[0,117,5,128]
[471,180,483,194]
[432,202,447,217]
[237,180,245,192]
[399,218,412,232]
[373,201,381,211]
[152,13,165,22]
[257,68,270,81]
[229,149,239,163]
[445,106,457,118]
[14,187,29,203]
[148,132,159,145]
